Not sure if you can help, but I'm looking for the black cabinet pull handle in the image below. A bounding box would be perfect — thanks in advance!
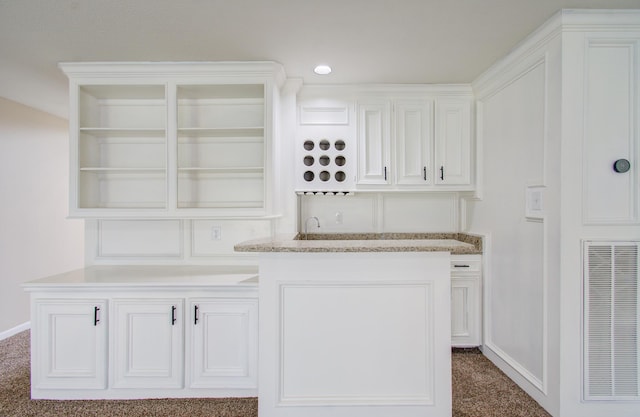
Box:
[94,306,100,326]
[384,166,387,181]
[453,264,470,268]
[440,166,444,181]
[171,306,177,325]
[423,166,427,181]
[194,305,199,325]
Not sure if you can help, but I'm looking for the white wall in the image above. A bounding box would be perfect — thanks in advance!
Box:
[84,218,270,266]
[300,192,460,233]
[470,10,640,417]
[0,97,84,335]
[468,16,562,416]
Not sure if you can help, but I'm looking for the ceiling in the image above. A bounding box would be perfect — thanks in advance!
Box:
[1,0,639,119]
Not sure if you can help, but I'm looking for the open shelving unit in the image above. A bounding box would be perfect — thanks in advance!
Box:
[176,84,265,209]
[62,62,284,218]
[77,85,167,209]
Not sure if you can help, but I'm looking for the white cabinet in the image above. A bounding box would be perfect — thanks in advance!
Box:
[61,62,284,218]
[32,300,107,391]
[357,101,392,185]
[356,91,473,190]
[111,298,184,389]
[395,100,434,185]
[450,255,482,347]
[189,298,258,389]
[25,268,259,400]
[435,99,472,185]
[357,99,431,186]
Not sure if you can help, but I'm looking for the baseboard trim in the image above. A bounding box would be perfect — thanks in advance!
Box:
[0,322,30,341]
[481,344,555,415]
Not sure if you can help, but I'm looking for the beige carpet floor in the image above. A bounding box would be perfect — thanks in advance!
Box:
[0,330,550,417]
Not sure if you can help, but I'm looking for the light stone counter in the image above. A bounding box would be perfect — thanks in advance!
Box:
[23,265,259,290]
[234,232,482,254]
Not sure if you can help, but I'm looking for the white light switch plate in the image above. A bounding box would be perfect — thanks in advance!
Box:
[526,186,545,220]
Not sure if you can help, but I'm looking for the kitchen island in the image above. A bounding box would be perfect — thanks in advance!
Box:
[235,233,479,417]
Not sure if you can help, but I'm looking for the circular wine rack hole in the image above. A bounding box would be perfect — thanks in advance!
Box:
[335,171,346,182]
[319,139,330,150]
[303,156,315,166]
[303,140,314,151]
[303,171,315,182]
[319,171,330,182]
[335,140,346,151]
[319,155,330,166]
[335,155,346,166]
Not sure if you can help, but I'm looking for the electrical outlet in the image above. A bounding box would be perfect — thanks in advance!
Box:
[211,226,222,240]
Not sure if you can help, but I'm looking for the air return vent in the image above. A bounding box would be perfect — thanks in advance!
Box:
[583,241,639,400]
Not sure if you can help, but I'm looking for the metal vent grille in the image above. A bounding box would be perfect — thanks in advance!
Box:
[584,242,639,400]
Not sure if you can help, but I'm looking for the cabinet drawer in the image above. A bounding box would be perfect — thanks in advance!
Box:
[450,256,481,272]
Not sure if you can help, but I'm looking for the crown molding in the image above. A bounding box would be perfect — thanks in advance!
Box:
[298,83,473,99]
[561,8,640,31]
[59,61,287,85]
[472,9,640,99]
[472,11,561,99]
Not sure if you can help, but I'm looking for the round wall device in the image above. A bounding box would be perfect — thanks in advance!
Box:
[613,159,631,173]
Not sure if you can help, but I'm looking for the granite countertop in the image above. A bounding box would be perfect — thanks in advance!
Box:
[234,233,482,254]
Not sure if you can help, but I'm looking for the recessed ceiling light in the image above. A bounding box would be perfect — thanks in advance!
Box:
[313,65,332,75]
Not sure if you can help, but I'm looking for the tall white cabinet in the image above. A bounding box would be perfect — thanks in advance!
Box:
[62,62,285,218]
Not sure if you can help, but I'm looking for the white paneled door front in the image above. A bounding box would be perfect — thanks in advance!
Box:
[32,300,107,391]
[189,298,258,390]
[111,298,184,389]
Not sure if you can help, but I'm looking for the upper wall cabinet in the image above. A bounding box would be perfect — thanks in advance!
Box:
[435,98,472,185]
[61,62,285,218]
[355,88,473,191]
[357,101,393,185]
[357,99,434,186]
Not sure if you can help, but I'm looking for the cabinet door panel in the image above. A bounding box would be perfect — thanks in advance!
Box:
[111,299,183,389]
[190,299,258,389]
[451,276,481,347]
[395,101,433,185]
[435,99,471,185]
[451,284,471,338]
[357,102,391,185]
[33,300,107,390]
[583,40,639,224]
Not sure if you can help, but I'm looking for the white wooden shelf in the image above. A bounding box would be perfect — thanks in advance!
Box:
[177,167,263,173]
[79,128,166,135]
[177,128,264,136]
[80,167,166,172]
